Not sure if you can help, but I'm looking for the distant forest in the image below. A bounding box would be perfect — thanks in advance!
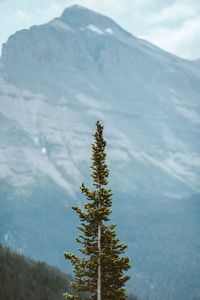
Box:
[0,244,139,300]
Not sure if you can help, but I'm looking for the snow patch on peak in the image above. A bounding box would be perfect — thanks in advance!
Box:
[105,28,113,34]
[87,24,104,35]
[82,25,114,35]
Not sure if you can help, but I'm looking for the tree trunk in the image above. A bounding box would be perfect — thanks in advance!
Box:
[97,212,101,300]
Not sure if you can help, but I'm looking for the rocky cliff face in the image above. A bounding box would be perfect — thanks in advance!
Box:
[0,5,200,300]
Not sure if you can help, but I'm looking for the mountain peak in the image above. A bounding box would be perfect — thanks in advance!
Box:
[60,5,118,30]
[62,4,100,15]
[66,4,90,10]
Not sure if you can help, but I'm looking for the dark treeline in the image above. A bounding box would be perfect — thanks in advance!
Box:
[0,244,73,300]
[0,244,140,300]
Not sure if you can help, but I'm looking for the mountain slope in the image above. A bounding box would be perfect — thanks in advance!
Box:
[0,5,200,300]
[0,244,74,300]
[0,244,140,300]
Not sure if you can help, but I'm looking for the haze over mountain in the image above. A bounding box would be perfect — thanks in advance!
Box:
[0,5,200,300]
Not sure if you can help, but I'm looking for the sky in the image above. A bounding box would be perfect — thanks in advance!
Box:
[0,0,200,60]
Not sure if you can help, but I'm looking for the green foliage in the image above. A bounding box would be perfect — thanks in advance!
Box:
[64,121,131,299]
[0,244,74,300]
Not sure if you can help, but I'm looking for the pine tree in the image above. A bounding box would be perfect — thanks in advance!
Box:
[64,121,131,300]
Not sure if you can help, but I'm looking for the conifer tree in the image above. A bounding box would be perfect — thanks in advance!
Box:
[64,121,131,300]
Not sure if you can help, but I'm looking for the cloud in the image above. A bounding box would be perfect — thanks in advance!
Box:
[129,0,200,59]
[142,16,200,59]
[15,3,67,28]
[142,1,198,24]
[16,10,31,22]
[37,2,66,22]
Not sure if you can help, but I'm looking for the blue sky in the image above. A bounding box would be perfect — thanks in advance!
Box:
[0,0,200,60]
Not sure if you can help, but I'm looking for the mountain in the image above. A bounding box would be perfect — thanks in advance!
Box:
[0,5,200,300]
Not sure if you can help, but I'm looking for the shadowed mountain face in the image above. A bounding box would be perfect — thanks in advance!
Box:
[0,5,200,300]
